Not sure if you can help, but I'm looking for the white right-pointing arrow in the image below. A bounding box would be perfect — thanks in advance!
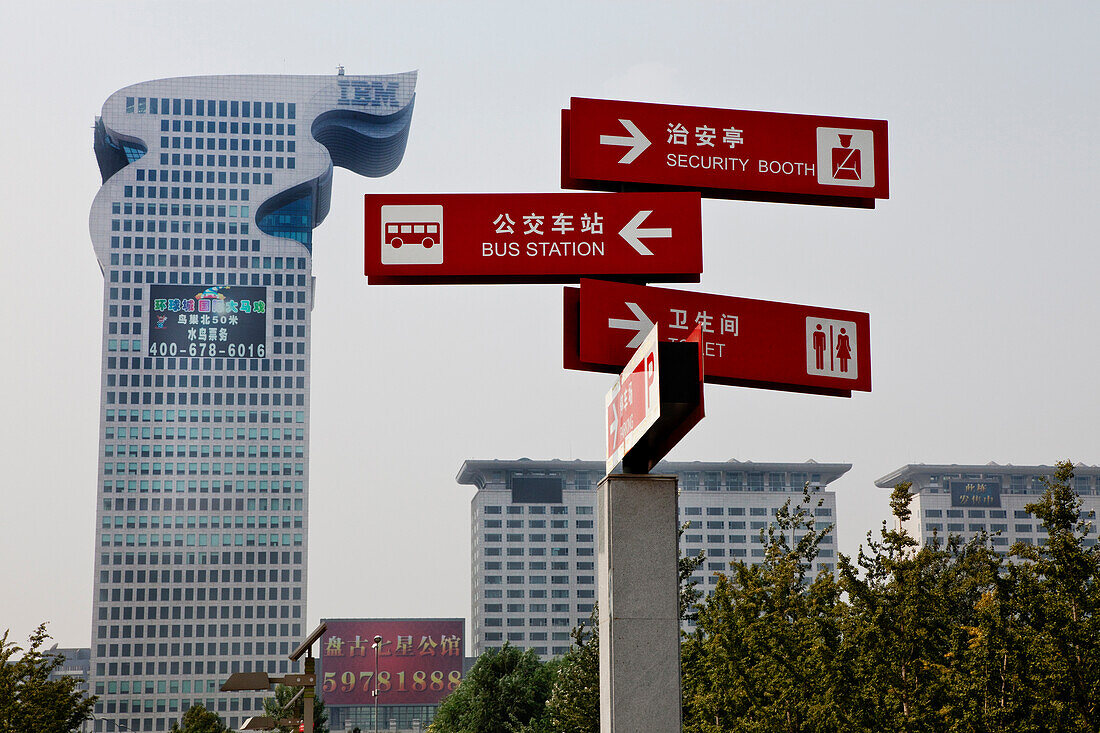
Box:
[608,302,655,349]
[619,210,672,256]
[599,118,651,164]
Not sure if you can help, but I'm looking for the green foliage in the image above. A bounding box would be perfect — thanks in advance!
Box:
[681,462,1100,733]
[168,704,229,733]
[681,485,846,733]
[262,684,328,733]
[539,610,599,733]
[429,644,556,733]
[438,463,1100,732]
[0,622,96,733]
[680,522,707,624]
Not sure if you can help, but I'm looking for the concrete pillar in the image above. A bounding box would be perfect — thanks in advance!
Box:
[598,474,681,733]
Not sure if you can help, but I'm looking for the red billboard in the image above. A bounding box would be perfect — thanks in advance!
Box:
[318,619,464,706]
[565,279,870,397]
[562,97,889,208]
[364,192,702,284]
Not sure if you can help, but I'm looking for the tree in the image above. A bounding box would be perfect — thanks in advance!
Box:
[681,485,848,733]
[0,622,96,733]
[680,522,707,624]
[262,684,328,733]
[168,704,229,733]
[1009,460,1100,731]
[539,611,599,733]
[429,644,556,733]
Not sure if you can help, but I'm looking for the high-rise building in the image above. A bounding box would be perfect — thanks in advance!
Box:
[457,458,850,659]
[88,73,416,732]
[876,463,1100,551]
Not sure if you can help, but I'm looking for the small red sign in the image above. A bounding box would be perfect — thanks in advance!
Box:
[364,192,702,284]
[563,98,888,208]
[606,325,660,473]
[565,279,870,397]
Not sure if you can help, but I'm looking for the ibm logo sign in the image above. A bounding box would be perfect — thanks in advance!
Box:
[337,79,402,109]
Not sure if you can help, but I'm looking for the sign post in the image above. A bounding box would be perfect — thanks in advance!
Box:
[598,326,703,733]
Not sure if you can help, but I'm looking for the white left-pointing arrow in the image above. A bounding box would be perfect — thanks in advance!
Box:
[608,302,655,349]
[599,119,651,164]
[619,210,672,256]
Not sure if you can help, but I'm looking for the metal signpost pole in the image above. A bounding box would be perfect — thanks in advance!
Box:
[373,635,382,733]
[303,656,314,733]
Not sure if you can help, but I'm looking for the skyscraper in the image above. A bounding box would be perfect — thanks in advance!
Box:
[457,458,849,659]
[88,73,416,732]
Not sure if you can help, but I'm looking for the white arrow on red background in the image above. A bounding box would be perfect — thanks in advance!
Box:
[599,118,651,164]
[619,211,671,256]
[608,302,655,349]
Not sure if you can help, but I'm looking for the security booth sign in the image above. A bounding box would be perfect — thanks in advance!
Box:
[605,324,704,475]
[562,97,889,208]
[364,192,702,284]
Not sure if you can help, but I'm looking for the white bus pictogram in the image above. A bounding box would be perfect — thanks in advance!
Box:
[385,221,439,249]
[380,205,444,264]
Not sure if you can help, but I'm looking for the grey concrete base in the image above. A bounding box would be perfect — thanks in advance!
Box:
[598,474,681,733]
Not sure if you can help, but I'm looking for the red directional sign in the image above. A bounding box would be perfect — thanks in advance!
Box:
[606,325,661,474]
[564,279,870,397]
[562,97,888,208]
[364,192,702,284]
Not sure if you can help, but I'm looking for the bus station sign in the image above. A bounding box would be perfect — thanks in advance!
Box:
[364,192,702,284]
[562,97,889,208]
[565,279,871,397]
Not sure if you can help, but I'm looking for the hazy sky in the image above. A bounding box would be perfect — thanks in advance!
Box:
[1,1,1097,650]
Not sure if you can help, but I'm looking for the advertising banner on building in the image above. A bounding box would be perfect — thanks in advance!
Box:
[148,285,267,359]
[318,619,464,706]
[949,480,1002,508]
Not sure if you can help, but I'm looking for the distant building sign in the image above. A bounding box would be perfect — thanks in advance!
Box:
[318,619,464,707]
[148,285,267,359]
[950,480,1002,508]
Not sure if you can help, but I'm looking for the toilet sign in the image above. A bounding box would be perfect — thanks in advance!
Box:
[562,97,889,208]
[806,317,859,379]
[565,279,871,397]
